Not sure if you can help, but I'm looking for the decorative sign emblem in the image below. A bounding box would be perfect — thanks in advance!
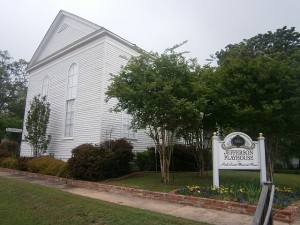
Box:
[221,134,255,150]
[231,135,245,147]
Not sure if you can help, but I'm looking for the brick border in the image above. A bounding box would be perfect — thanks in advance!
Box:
[1,168,299,223]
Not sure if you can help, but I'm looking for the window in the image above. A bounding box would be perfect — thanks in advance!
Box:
[122,112,136,139]
[64,64,78,137]
[67,64,78,100]
[42,76,49,100]
[65,99,75,137]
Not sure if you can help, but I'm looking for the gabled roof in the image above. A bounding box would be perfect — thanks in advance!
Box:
[27,10,141,72]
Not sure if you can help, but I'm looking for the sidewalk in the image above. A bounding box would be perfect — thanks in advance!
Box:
[0,171,297,225]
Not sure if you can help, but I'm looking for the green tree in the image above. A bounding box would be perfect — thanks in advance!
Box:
[214,27,300,181]
[0,115,23,143]
[106,43,198,183]
[25,95,51,156]
[0,50,28,142]
[176,65,218,176]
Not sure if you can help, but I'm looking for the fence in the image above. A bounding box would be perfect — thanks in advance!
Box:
[253,181,275,225]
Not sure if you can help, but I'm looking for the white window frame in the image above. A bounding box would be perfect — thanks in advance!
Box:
[65,99,75,138]
[42,76,50,100]
[64,63,78,138]
[122,112,137,140]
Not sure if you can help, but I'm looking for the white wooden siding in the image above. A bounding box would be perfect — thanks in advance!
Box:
[38,16,98,63]
[21,28,153,160]
[21,42,105,160]
[101,40,153,152]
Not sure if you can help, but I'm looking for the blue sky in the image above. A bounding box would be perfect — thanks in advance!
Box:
[1,0,299,65]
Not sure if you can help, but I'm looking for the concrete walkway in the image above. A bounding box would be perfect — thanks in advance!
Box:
[0,171,297,225]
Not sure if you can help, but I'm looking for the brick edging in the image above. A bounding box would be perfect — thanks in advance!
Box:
[0,168,299,223]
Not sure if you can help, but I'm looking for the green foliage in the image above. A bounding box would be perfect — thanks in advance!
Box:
[16,156,34,171]
[68,139,134,181]
[176,183,300,209]
[0,150,12,158]
[27,157,68,177]
[0,51,27,142]
[0,141,20,157]
[0,157,18,169]
[135,151,151,171]
[0,115,23,143]
[101,139,134,176]
[134,145,206,172]
[172,144,199,172]
[213,27,300,181]
[68,143,109,181]
[216,26,300,63]
[106,42,207,183]
[25,95,51,156]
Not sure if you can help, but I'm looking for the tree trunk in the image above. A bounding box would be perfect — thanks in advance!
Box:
[150,126,173,184]
[266,135,279,183]
[199,147,204,177]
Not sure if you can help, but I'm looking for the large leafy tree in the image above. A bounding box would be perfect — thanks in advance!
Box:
[25,95,51,156]
[106,43,198,183]
[0,50,28,142]
[214,27,300,180]
[176,65,219,176]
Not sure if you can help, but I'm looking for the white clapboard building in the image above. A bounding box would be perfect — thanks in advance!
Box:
[20,10,153,160]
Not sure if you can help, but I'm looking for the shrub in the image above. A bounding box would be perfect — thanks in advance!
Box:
[101,139,134,177]
[57,163,70,178]
[68,144,108,181]
[147,147,161,171]
[0,141,20,157]
[43,159,68,177]
[68,139,134,181]
[172,144,198,172]
[17,157,35,171]
[0,150,13,158]
[135,151,151,171]
[146,145,199,172]
[0,157,18,169]
[27,157,68,177]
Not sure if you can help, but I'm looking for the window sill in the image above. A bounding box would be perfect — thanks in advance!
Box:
[124,138,138,141]
[62,137,74,140]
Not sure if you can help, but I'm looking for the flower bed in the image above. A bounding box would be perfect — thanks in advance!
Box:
[176,184,300,210]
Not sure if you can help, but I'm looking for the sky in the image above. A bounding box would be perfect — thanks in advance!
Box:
[0,0,299,65]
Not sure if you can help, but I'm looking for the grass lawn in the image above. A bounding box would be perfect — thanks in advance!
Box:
[0,176,210,225]
[101,170,300,193]
[102,171,300,209]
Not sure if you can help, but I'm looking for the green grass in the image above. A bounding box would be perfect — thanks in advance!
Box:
[101,171,300,209]
[101,170,300,192]
[0,176,209,225]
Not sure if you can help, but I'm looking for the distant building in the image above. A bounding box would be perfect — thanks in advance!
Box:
[20,10,153,160]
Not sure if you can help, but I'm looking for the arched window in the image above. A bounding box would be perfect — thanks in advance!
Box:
[42,76,49,100]
[64,63,78,137]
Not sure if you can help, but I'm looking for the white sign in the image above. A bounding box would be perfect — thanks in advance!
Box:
[6,128,23,133]
[218,132,260,170]
[212,132,267,188]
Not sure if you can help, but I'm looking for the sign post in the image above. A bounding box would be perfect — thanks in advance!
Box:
[212,132,220,188]
[212,132,267,188]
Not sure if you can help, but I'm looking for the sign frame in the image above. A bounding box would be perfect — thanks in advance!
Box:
[212,132,267,187]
